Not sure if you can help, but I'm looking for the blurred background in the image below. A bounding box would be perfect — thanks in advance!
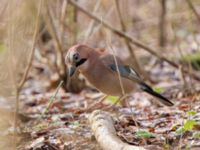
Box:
[0,0,200,149]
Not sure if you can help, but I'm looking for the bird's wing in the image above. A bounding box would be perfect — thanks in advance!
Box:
[101,54,142,83]
[101,54,174,106]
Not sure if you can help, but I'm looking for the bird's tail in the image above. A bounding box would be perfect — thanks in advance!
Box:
[140,82,174,106]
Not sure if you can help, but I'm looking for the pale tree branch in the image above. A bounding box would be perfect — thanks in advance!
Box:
[89,110,146,150]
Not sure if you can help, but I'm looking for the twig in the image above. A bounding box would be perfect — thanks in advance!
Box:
[171,24,187,88]
[187,4,199,94]
[85,6,114,43]
[109,44,125,95]
[159,0,167,47]
[60,0,68,45]
[68,0,200,82]
[114,0,145,79]
[8,1,18,147]
[42,80,64,116]
[105,34,134,124]
[83,0,101,43]
[186,0,200,24]
[68,0,78,45]
[44,2,67,79]
[104,28,125,105]
[17,6,42,91]
[14,0,43,147]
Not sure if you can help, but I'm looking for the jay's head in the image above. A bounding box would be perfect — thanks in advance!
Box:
[65,44,91,77]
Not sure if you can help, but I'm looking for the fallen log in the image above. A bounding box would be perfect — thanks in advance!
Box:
[89,110,146,150]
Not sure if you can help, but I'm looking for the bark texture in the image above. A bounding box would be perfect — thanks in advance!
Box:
[89,110,146,150]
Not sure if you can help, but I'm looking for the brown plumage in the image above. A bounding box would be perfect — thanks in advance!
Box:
[65,44,173,106]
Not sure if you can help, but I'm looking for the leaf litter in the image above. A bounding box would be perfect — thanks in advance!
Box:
[9,51,200,150]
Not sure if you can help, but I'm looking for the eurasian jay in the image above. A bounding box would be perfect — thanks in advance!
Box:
[65,44,173,106]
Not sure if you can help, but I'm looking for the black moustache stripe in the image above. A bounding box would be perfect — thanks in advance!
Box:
[75,58,87,67]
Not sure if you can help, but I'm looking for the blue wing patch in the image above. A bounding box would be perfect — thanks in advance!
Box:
[110,64,139,77]
[110,64,130,77]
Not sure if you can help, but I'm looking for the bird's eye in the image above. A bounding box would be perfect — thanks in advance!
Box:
[73,53,80,61]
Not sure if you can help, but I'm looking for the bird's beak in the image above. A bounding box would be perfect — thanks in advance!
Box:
[69,66,76,77]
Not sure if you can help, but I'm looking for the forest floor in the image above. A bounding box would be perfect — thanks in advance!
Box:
[14,59,200,150]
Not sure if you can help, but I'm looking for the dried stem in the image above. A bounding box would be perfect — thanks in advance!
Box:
[42,80,64,116]
[109,45,125,96]
[83,0,101,43]
[104,28,126,106]
[159,0,167,47]
[44,2,67,79]
[14,0,43,148]
[67,0,78,45]
[18,10,41,91]
[60,0,68,45]
[171,24,187,88]
[114,0,145,79]
[68,0,200,82]
[85,6,114,43]
[186,0,200,24]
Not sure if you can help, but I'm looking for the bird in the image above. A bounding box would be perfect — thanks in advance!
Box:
[65,44,174,106]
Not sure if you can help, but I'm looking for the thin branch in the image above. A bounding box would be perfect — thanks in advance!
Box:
[186,0,200,24]
[42,80,64,116]
[72,0,78,45]
[14,0,43,147]
[83,0,101,43]
[85,6,114,43]
[8,1,18,147]
[159,0,167,47]
[45,2,67,78]
[114,0,145,78]
[68,0,200,81]
[60,0,68,45]
[109,44,125,95]
[17,3,42,91]
[171,23,187,88]
[104,28,125,105]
